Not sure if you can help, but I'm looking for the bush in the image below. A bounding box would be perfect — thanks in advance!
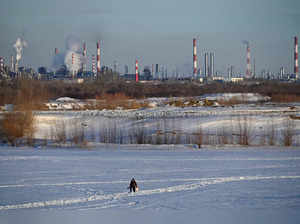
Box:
[0,110,35,146]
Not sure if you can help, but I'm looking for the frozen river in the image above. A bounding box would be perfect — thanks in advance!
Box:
[0,146,300,223]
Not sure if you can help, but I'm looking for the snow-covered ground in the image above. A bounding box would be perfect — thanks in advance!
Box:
[44,93,272,110]
[0,147,300,223]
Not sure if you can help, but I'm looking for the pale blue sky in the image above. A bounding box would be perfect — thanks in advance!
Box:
[0,0,299,74]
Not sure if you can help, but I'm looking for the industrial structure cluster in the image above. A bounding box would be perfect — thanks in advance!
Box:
[0,36,299,83]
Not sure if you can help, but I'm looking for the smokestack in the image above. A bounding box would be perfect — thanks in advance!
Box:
[113,60,117,73]
[82,42,87,72]
[253,57,256,78]
[135,59,139,82]
[193,38,197,76]
[204,53,209,77]
[280,67,285,78]
[72,53,75,78]
[97,41,101,73]
[55,48,59,55]
[10,55,14,72]
[230,65,234,78]
[246,43,251,78]
[152,64,154,76]
[0,57,4,73]
[295,36,298,79]
[209,52,214,77]
[15,60,18,73]
[92,54,96,75]
[83,42,87,57]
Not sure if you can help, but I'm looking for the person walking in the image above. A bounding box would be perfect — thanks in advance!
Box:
[128,178,138,192]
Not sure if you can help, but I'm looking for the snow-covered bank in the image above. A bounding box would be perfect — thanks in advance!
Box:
[33,103,300,147]
[43,93,271,111]
[35,103,300,119]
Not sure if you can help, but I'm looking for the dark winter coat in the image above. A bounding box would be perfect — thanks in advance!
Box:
[129,178,138,192]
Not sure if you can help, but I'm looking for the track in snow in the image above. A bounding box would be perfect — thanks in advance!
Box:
[1,175,299,211]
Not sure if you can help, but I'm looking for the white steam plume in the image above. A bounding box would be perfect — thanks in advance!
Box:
[53,35,86,72]
[14,38,27,62]
[242,40,249,47]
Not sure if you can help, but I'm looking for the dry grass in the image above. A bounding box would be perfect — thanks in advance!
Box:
[93,93,149,110]
[289,115,300,120]
[0,110,36,146]
[271,94,300,103]
[217,96,244,106]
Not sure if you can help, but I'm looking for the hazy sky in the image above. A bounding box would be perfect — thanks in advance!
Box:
[0,0,299,75]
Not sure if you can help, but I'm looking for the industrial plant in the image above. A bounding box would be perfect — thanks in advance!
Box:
[0,36,299,83]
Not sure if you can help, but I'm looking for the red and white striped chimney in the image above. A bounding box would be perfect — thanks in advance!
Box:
[295,36,298,79]
[55,48,59,55]
[246,44,251,78]
[97,41,101,73]
[135,59,139,82]
[193,38,197,76]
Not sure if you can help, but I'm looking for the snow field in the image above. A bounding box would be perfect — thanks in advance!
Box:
[1,148,300,212]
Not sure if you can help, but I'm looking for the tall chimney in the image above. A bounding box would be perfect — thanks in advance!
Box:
[72,53,75,78]
[0,57,4,73]
[10,55,14,72]
[82,42,87,72]
[15,60,18,73]
[97,41,101,73]
[55,48,59,55]
[246,44,251,78]
[92,54,96,75]
[152,64,154,77]
[295,36,298,79]
[204,53,209,77]
[209,52,214,77]
[135,59,139,82]
[193,38,197,76]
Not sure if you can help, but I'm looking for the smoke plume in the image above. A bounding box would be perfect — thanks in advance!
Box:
[242,40,249,47]
[53,35,86,72]
[14,38,27,63]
